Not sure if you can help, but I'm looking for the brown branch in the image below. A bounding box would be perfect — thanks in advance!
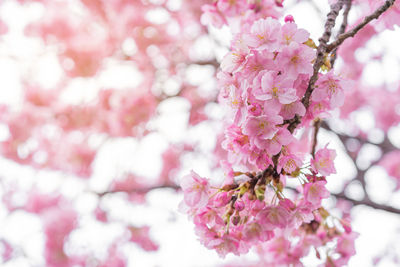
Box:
[333,191,400,214]
[192,59,219,68]
[286,186,400,215]
[97,184,180,197]
[284,1,346,134]
[311,118,321,157]
[330,0,352,66]
[229,1,399,216]
[326,0,397,53]
[301,0,346,111]
[320,121,400,202]
[272,2,347,179]
[320,121,397,154]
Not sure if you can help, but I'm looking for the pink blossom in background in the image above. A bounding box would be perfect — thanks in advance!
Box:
[311,146,337,176]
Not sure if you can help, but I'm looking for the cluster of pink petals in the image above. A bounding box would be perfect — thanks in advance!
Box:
[217,16,349,172]
[179,170,357,265]
[179,4,359,264]
[218,17,341,171]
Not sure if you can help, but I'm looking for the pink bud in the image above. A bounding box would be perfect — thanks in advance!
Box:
[234,200,245,211]
[285,15,294,23]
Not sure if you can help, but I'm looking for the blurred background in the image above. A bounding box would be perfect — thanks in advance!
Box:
[0,0,400,266]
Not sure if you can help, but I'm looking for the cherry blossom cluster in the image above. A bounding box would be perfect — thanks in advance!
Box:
[179,163,358,266]
[218,17,348,171]
[1,0,400,266]
[180,7,358,265]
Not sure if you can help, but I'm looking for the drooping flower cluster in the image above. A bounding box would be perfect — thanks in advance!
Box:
[218,17,348,171]
[181,8,357,266]
[179,166,357,266]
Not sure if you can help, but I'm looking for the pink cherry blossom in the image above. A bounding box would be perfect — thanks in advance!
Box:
[252,70,298,104]
[276,42,314,79]
[244,17,281,51]
[311,146,337,176]
[277,153,303,174]
[312,71,348,108]
[242,114,283,145]
[303,180,330,208]
[281,21,309,45]
[180,171,210,208]
[255,127,294,155]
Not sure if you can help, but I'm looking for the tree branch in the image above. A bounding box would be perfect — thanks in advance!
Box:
[301,0,346,110]
[286,186,400,215]
[333,191,400,214]
[311,118,321,157]
[97,184,180,197]
[326,0,397,53]
[320,121,397,154]
[330,0,352,66]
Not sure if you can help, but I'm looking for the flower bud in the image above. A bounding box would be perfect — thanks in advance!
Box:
[234,199,245,211]
[231,215,240,226]
[285,15,294,23]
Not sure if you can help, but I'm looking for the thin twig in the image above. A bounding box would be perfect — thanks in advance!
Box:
[285,0,346,134]
[97,184,180,197]
[320,121,397,154]
[301,0,346,110]
[333,191,400,214]
[326,0,397,53]
[311,118,321,157]
[330,0,352,66]
[286,186,400,215]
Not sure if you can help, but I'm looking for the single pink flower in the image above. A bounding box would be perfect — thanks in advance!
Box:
[244,17,281,51]
[303,180,330,208]
[311,146,337,176]
[242,114,283,146]
[276,42,314,79]
[255,128,294,155]
[281,22,309,45]
[277,154,303,174]
[252,71,298,104]
[180,171,210,209]
[312,71,348,108]
[257,205,289,230]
